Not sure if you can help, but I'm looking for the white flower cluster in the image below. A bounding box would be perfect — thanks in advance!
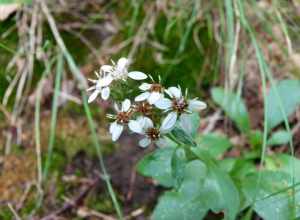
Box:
[88,57,207,148]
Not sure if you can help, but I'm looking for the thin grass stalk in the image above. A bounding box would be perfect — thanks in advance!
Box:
[82,92,124,219]
[43,51,63,180]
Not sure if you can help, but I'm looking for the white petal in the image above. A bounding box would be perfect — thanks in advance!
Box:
[139,83,152,91]
[148,92,162,105]
[155,138,167,147]
[128,120,144,134]
[167,87,182,99]
[128,71,148,80]
[87,86,96,91]
[101,87,110,100]
[121,99,131,112]
[100,65,113,73]
[154,98,172,110]
[114,103,120,112]
[188,99,207,111]
[160,112,177,133]
[139,138,151,148]
[142,117,154,130]
[110,122,124,141]
[116,57,129,72]
[135,92,150,102]
[99,75,113,87]
[88,90,100,103]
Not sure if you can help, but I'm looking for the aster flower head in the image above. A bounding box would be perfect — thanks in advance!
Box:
[154,86,207,130]
[87,73,113,103]
[108,99,133,141]
[128,117,170,148]
[135,80,165,105]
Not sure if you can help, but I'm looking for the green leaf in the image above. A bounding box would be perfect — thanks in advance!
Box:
[191,147,240,220]
[267,130,292,146]
[171,126,196,146]
[196,133,232,158]
[266,80,300,130]
[242,171,300,220]
[152,160,208,220]
[211,87,250,133]
[171,148,187,188]
[265,154,300,182]
[137,146,176,187]
[179,113,200,138]
[248,130,263,149]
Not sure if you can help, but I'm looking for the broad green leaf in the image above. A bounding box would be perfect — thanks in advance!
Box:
[266,80,300,129]
[211,87,250,133]
[171,148,187,188]
[171,126,196,146]
[196,133,232,158]
[267,130,292,146]
[191,147,240,220]
[179,113,200,138]
[137,146,176,187]
[242,171,300,220]
[152,160,208,220]
[265,154,300,182]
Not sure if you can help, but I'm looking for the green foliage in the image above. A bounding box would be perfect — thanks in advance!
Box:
[266,80,300,130]
[267,130,292,146]
[196,133,232,158]
[211,87,250,133]
[0,0,32,3]
[137,146,176,187]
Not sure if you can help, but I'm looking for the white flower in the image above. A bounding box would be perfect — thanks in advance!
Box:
[108,99,132,141]
[135,83,164,105]
[128,117,169,148]
[154,86,207,130]
[104,57,148,81]
[87,74,113,103]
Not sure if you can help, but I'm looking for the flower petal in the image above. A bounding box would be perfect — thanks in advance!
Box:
[116,57,129,72]
[100,65,113,73]
[99,75,113,87]
[128,71,148,80]
[121,99,131,112]
[135,92,150,102]
[139,138,151,148]
[110,122,124,141]
[154,98,172,110]
[142,117,154,130]
[139,83,152,91]
[167,87,182,99]
[128,120,144,134]
[101,87,110,100]
[160,112,177,133]
[188,99,207,111]
[148,92,162,105]
[88,90,100,103]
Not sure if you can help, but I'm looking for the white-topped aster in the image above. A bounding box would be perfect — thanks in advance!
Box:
[154,86,207,130]
[87,74,113,103]
[135,82,164,105]
[128,116,169,148]
[108,99,132,141]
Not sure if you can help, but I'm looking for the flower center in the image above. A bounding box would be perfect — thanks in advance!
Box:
[146,127,160,141]
[150,84,163,93]
[116,111,131,124]
[172,98,188,114]
[134,102,152,116]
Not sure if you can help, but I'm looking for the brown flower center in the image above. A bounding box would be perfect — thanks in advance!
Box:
[172,98,188,114]
[150,84,163,93]
[134,102,152,116]
[116,111,131,124]
[146,127,160,141]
